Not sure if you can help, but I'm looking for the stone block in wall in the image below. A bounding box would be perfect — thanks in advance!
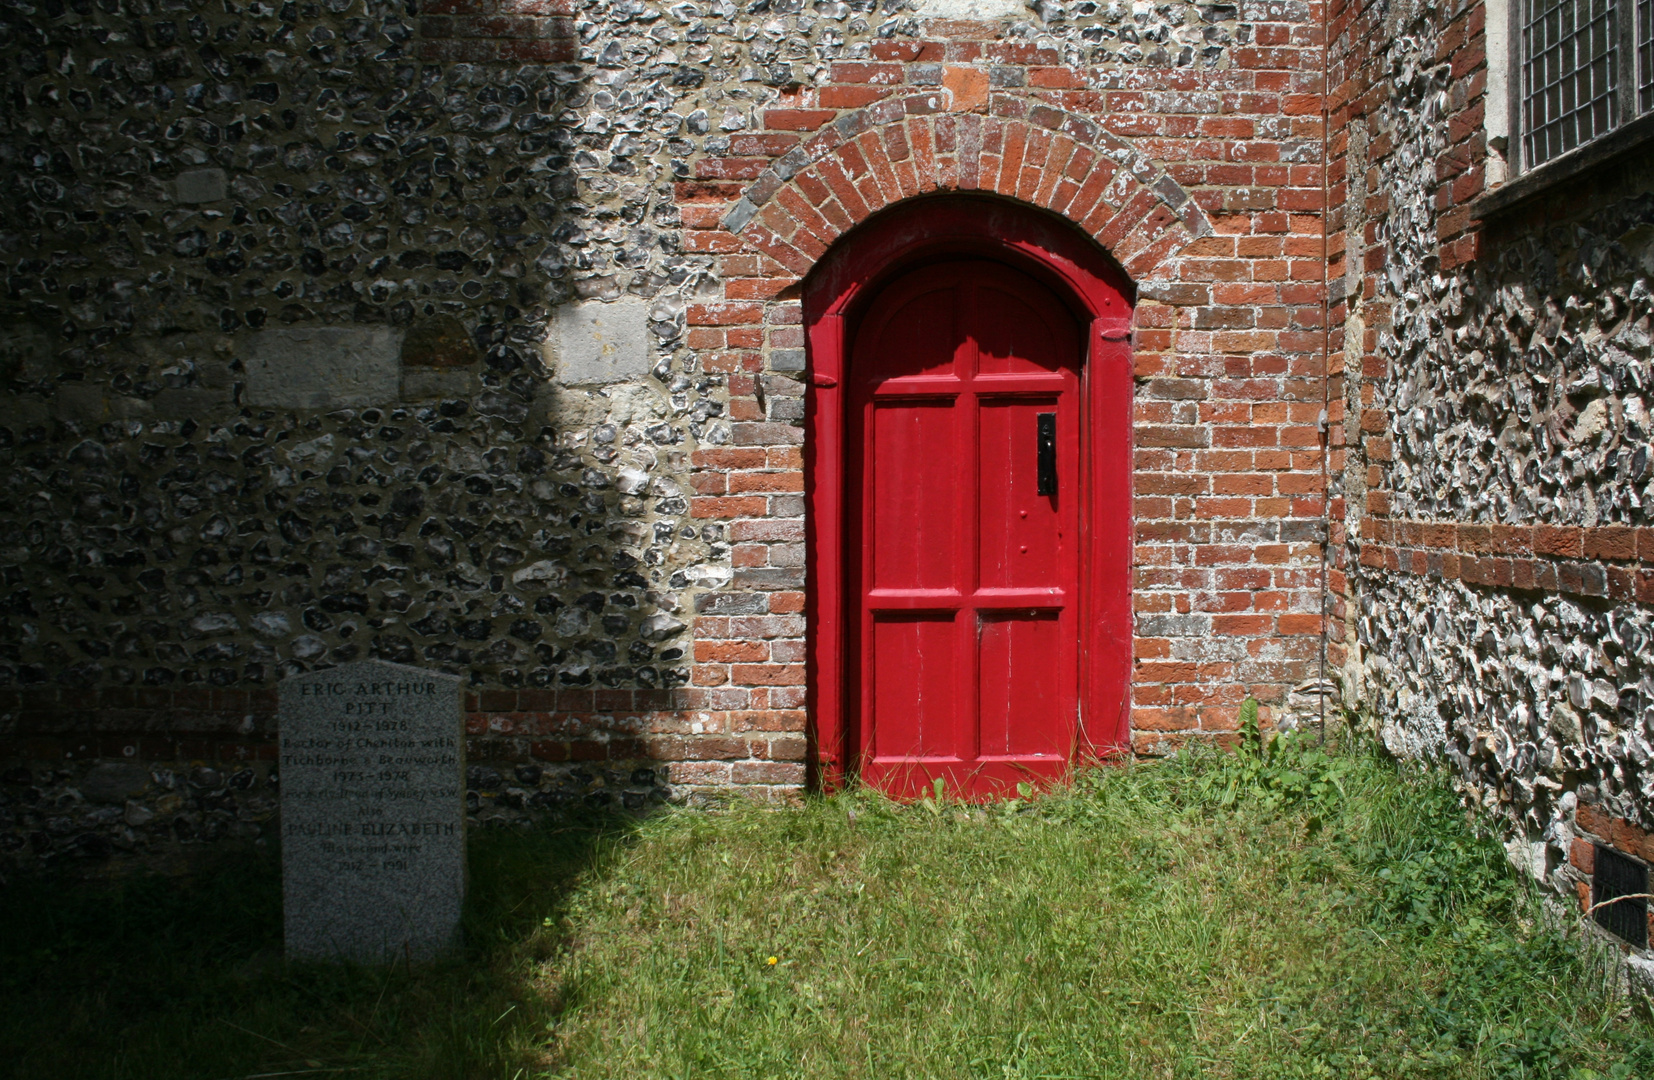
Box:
[543,299,651,386]
[914,0,1022,18]
[3,394,48,429]
[244,327,404,410]
[152,387,234,419]
[400,316,481,402]
[0,320,56,382]
[52,383,107,421]
[174,169,227,204]
[78,762,151,804]
[401,314,481,368]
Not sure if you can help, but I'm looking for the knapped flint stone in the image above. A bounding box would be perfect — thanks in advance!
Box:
[53,382,107,421]
[245,327,404,409]
[280,659,465,964]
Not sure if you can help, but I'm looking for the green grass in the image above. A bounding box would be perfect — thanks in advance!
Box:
[3,737,1651,1079]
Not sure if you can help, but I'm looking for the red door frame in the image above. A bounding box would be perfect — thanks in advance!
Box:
[803,194,1136,792]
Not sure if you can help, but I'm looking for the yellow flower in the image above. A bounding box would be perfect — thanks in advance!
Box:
[766,956,778,966]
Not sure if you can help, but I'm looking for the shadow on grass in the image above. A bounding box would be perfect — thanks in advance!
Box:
[0,814,642,1080]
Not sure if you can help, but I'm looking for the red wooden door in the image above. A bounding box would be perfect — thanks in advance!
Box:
[847,259,1085,799]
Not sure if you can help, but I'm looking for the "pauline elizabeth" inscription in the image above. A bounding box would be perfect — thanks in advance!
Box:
[279,660,465,963]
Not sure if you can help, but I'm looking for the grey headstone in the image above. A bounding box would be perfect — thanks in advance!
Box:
[245,327,403,410]
[279,660,466,963]
[175,168,228,204]
[544,298,651,386]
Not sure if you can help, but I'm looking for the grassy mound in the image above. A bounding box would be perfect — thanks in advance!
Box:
[3,737,1650,1078]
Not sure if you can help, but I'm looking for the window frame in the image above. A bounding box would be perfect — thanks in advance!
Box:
[1501,0,1653,176]
[1640,0,1654,112]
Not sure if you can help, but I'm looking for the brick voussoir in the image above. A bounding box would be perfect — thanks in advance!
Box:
[723,93,1210,273]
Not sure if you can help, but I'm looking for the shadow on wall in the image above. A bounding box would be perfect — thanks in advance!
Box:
[0,0,755,869]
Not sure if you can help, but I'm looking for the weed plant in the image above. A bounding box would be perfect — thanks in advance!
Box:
[3,728,1651,1079]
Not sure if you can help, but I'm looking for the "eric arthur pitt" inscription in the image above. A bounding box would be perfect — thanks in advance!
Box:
[279,660,465,963]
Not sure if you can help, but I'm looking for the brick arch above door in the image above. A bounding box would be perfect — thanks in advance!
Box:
[718,93,1214,284]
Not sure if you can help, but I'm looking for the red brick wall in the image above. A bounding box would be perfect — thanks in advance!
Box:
[684,15,1333,763]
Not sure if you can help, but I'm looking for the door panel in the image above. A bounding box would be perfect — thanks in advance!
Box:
[870,613,960,762]
[869,401,960,592]
[870,285,960,380]
[978,612,1067,758]
[977,397,1068,591]
[848,259,1083,799]
[974,284,1064,376]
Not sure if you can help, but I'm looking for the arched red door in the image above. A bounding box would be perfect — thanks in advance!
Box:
[804,195,1134,799]
[848,260,1084,798]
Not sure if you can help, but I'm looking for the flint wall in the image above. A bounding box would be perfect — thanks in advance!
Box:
[0,0,1334,868]
[1328,0,1654,949]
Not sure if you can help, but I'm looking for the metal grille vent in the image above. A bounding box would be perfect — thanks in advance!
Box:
[1524,0,1621,167]
[1592,844,1649,948]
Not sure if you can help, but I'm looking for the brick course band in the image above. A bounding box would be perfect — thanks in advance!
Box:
[1358,518,1654,602]
[418,0,577,64]
[1364,518,1654,562]
[0,687,803,785]
[1,687,278,764]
